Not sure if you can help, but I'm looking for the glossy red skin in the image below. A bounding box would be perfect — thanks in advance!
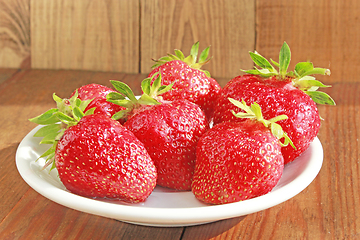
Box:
[72,83,126,120]
[71,83,115,100]
[55,114,157,203]
[84,97,125,122]
[148,60,221,120]
[124,99,209,190]
[192,120,284,204]
[213,74,320,164]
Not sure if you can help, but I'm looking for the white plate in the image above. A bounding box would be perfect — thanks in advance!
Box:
[16,126,323,227]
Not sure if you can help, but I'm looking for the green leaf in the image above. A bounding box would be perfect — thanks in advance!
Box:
[53,93,62,103]
[268,114,288,123]
[84,107,96,116]
[294,62,314,77]
[110,80,137,102]
[141,78,151,95]
[250,102,263,120]
[249,52,276,72]
[159,56,172,62]
[79,98,93,112]
[157,82,174,95]
[202,70,211,78]
[167,53,179,60]
[138,93,161,105]
[199,46,210,63]
[232,111,256,119]
[295,78,331,90]
[279,42,291,77]
[73,106,84,121]
[174,49,185,60]
[184,55,194,65]
[107,92,125,101]
[37,142,57,160]
[29,108,59,125]
[270,123,296,149]
[242,68,275,78]
[40,130,60,144]
[270,123,284,140]
[228,98,254,116]
[295,62,330,78]
[190,41,199,64]
[305,91,336,105]
[271,59,280,67]
[151,73,162,93]
[56,112,76,125]
[107,98,134,108]
[33,124,61,137]
[111,110,128,121]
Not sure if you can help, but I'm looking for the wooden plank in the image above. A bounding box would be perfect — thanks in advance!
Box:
[256,0,360,84]
[140,0,255,79]
[0,0,30,68]
[30,0,140,73]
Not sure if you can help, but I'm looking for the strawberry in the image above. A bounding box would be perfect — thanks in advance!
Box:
[107,75,209,190]
[213,42,335,164]
[71,83,126,120]
[71,83,115,100]
[192,99,293,204]
[29,92,157,203]
[148,42,221,120]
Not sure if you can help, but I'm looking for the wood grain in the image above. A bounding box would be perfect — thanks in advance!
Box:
[256,0,360,84]
[0,0,30,68]
[30,0,139,73]
[140,0,255,79]
[0,69,359,239]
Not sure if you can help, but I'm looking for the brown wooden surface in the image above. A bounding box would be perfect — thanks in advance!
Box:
[2,0,357,82]
[0,69,357,239]
[140,0,255,78]
[30,0,140,73]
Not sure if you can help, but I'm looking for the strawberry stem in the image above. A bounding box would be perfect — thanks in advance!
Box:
[229,98,296,149]
[151,41,212,77]
[29,90,94,171]
[242,42,335,105]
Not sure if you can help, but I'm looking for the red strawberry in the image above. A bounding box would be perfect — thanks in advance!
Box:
[148,42,221,120]
[213,42,335,164]
[29,93,157,203]
[192,99,291,204]
[71,83,115,100]
[108,76,209,190]
[70,83,126,120]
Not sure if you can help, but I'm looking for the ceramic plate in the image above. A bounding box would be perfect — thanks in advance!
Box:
[16,126,323,227]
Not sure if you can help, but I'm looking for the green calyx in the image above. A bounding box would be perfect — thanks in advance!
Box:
[29,91,95,170]
[151,41,212,77]
[242,42,335,105]
[107,72,174,121]
[229,98,295,149]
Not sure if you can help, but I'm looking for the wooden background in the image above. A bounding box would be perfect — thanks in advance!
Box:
[1,0,358,82]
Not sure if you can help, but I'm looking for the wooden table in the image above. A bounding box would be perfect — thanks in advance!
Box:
[0,69,358,239]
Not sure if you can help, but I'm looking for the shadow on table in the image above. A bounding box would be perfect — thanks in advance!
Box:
[181,216,246,240]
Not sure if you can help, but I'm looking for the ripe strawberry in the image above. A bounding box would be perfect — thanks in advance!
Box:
[148,42,221,120]
[71,83,115,100]
[107,75,209,190]
[213,42,335,164]
[71,83,125,120]
[192,99,292,204]
[29,92,157,203]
